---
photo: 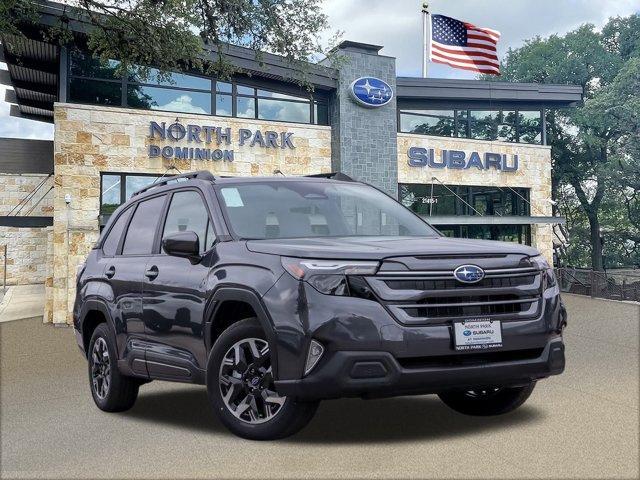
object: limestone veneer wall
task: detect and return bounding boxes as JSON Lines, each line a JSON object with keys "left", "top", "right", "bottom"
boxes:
{"left": 51, "top": 103, "right": 332, "bottom": 324}
{"left": 397, "top": 134, "right": 554, "bottom": 262}
{"left": 0, "top": 174, "right": 53, "bottom": 286}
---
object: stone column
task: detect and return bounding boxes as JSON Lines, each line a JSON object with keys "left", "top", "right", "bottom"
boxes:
{"left": 322, "top": 41, "right": 398, "bottom": 198}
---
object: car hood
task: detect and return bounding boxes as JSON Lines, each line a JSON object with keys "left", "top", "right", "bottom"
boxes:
{"left": 245, "top": 236, "right": 540, "bottom": 261}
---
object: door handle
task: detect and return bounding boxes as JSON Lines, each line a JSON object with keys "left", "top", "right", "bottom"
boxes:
{"left": 145, "top": 265, "right": 159, "bottom": 280}
{"left": 105, "top": 266, "right": 115, "bottom": 279}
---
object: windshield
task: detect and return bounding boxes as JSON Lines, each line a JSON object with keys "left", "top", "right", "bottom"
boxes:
{"left": 216, "top": 181, "right": 439, "bottom": 240}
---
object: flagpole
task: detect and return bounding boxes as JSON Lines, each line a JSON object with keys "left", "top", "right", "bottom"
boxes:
{"left": 422, "top": 2, "right": 430, "bottom": 77}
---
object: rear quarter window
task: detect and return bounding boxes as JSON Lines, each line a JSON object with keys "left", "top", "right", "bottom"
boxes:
{"left": 101, "top": 208, "right": 132, "bottom": 256}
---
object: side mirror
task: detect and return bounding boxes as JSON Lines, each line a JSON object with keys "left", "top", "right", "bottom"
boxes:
{"left": 162, "top": 231, "right": 200, "bottom": 262}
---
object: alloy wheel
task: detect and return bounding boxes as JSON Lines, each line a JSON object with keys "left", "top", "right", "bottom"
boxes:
{"left": 218, "top": 338, "right": 286, "bottom": 424}
{"left": 464, "top": 387, "right": 502, "bottom": 399}
{"left": 91, "top": 337, "right": 111, "bottom": 400}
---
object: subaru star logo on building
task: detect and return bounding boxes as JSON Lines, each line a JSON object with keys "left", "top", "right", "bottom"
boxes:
{"left": 453, "top": 265, "right": 485, "bottom": 283}
{"left": 349, "top": 77, "right": 393, "bottom": 107}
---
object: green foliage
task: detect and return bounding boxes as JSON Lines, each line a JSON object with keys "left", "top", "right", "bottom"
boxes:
{"left": 2, "top": 0, "right": 334, "bottom": 89}
{"left": 485, "top": 15, "right": 640, "bottom": 269}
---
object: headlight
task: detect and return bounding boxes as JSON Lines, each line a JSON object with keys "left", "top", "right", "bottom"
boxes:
{"left": 281, "top": 257, "right": 379, "bottom": 295}
{"left": 530, "top": 255, "right": 556, "bottom": 288}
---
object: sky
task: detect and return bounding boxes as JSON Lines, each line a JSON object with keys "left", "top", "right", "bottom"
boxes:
{"left": 1, "top": 0, "right": 639, "bottom": 140}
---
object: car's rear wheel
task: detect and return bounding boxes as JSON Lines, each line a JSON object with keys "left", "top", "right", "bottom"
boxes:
{"left": 206, "top": 318, "right": 318, "bottom": 440}
{"left": 438, "top": 382, "right": 536, "bottom": 416}
{"left": 88, "top": 323, "right": 139, "bottom": 412}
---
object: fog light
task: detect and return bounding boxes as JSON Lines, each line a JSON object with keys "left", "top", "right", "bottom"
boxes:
{"left": 304, "top": 340, "right": 324, "bottom": 376}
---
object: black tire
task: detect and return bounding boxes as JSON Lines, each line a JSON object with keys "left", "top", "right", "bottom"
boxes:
{"left": 438, "top": 382, "right": 536, "bottom": 416}
{"left": 88, "top": 323, "right": 139, "bottom": 412}
{"left": 206, "top": 317, "right": 319, "bottom": 440}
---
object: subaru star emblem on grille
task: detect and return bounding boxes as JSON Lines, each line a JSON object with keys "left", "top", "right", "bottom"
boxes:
{"left": 453, "top": 265, "right": 485, "bottom": 284}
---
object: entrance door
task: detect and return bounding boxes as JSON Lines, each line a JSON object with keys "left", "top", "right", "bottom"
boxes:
{"left": 142, "top": 189, "right": 216, "bottom": 380}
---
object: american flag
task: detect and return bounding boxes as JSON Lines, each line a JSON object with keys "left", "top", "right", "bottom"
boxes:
{"left": 429, "top": 14, "right": 501, "bottom": 75}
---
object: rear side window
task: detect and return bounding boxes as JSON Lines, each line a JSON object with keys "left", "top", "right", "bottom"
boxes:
{"left": 162, "top": 190, "right": 214, "bottom": 253}
{"left": 122, "top": 195, "right": 166, "bottom": 255}
{"left": 102, "top": 208, "right": 132, "bottom": 256}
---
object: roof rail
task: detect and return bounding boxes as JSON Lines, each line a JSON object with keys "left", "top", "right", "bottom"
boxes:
{"left": 131, "top": 171, "right": 216, "bottom": 197}
{"left": 304, "top": 172, "right": 355, "bottom": 182}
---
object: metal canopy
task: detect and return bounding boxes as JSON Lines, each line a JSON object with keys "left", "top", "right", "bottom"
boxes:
{"left": 1, "top": 34, "right": 59, "bottom": 123}
{"left": 424, "top": 215, "right": 566, "bottom": 225}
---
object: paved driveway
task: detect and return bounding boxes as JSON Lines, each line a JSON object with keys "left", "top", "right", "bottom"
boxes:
{"left": 1, "top": 294, "right": 638, "bottom": 479}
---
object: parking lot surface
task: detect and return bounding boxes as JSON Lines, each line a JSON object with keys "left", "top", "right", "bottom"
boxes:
{"left": 1, "top": 294, "right": 638, "bottom": 479}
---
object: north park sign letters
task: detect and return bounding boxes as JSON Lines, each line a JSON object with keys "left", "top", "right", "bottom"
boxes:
{"left": 148, "top": 121, "right": 295, "bottom": 162}
{"left": 408, "top": 146, "right": 519, "bottom": 172}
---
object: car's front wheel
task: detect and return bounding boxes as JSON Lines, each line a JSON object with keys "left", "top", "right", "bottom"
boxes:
{"left": 206, "top": 318, "right": 318, "bottom": 440}
{"left": 88, "top": 323, "right": 139, "bottom": 412}
{"left": 438, "top": 382, "right": 536, "bottom": 416}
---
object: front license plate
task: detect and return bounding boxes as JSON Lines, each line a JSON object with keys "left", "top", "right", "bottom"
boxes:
{"left": 453, "top": 319, "right": 503, "bottom": 351}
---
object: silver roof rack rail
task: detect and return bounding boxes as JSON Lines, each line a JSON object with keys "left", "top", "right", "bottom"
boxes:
{"left": 131, "top": 171, "right": 216, "bottom": 197}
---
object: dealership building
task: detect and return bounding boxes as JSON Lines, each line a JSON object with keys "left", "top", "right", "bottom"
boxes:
{"left": 0, "top": 1, "right": 582, "bottom": 324}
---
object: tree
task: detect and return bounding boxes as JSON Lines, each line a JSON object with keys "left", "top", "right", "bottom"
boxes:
{"left": 1, "top": 0, "right": 333, "bottom": 86}
{"left": 487, "top": 16, "right": 640, "bottom": 270}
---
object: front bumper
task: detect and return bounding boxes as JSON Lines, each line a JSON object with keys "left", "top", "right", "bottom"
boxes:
{"left": 275, "top": 337, "right": 565, "bottom": 400}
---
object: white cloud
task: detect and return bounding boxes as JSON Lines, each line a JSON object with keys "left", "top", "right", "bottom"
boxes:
{"left": 321, "top": 0, "right": 640, "bottom": 78}
{"left": 155, "top": 94, "right": 209, "bottom": 114}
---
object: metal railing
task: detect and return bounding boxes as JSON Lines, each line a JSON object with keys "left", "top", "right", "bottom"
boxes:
{"left": 556, "top": 268, "right": 640, "bottom": 302}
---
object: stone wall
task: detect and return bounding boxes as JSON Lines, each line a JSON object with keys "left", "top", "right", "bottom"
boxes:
{"left": 0, "top": 174, "right": 53, "bottom": 286}
{"left": 397, "top": 134, "right": 554, "bottom": 262}
{"left": 51, "top": 103, "right": 332, "bottom": 324}
{"left": 324, "top": 48, "right": 398, "bottom": 197}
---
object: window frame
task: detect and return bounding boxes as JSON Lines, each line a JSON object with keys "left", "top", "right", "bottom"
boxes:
{"left": 99, "top": 205, "right": 133, "bottom": 257}
{"left": 67, "top": 48, "right": 329, "bottom": 125}
{"left": 100, "top": 172, "right": 163, "bottom": 217}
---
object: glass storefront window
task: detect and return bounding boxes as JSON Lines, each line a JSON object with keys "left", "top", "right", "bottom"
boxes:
{"left": 314, "top": 102, "right": 329, "bottom": 125}
{"left": 67, "top": 49, "right": 329, "bottom": 125}
{"left": 432, "top": 224, "right": 532, "bottom": 245}
{"left": 216, "top": 81, "right": 232, "bottom": 93}
{"left": 100, "top": 173, "right": 162, "bottom": 217}
{"left": 400, "top": 110, "right": 455, "bottom": 137}
{"left": 128, "top": 66, "right": 211, "bottom": 90}
{"left": 518, "top": 111, "right": 542, "bottom": 144}
{"left": 70, "top": 49, "right": 121, "bottom": 79}
{"left": 400, "top": 108, "right": 542, "bottom": 144}
{"left": 257, "top": 98, "right": 310, "bottom": 123}
{"left": 69, "top": 78, "right": 122, "bottom": 106}
{"left": 100, "top": 174, "right": 121, "bottom": 215}
{"left": 126, "top": 85, "right": 211, "bottom": 114}
{"left": 215, "top": 93, "right": 232, "bottom": 116}
{"left": 236, "top": 96, "right": 256, "bottom": 118}
{"left": 399, "top": 183, "right": 530, "bottom": 218}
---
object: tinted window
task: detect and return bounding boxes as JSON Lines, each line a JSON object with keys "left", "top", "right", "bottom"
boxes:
{"left": 101, "top": 174, "right": 121, "bottom": 214}
{"left": 258, "top": 98, "right": 310, "bottom": 123}
{"left": 102, "top": 208, "right": 132, "bottom": 256}
{"left": 122, "top": 196, "right": 166, "bottom": 255}
{"left": 127, "top": 86, "right": 211, "bottom": 114}
{"left": 162, "top": 191, "right": 214, "bottom": 253}
{"left": 69, "top": 78, "right": 122, "bottom": 106}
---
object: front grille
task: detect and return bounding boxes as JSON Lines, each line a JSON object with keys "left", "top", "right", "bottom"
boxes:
{"left": 365, "top": 266, "right": 543, "bottom": 325}
{"left": 397, "top": 348, "right": 544, "bottom": 369}
{"left": 384, "top": 275, "right": 535, "bottom": 291}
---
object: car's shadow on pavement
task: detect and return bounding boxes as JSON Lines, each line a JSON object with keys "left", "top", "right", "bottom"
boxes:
{"left": 124, "top": 387, "right": 545, "bottom": 444}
